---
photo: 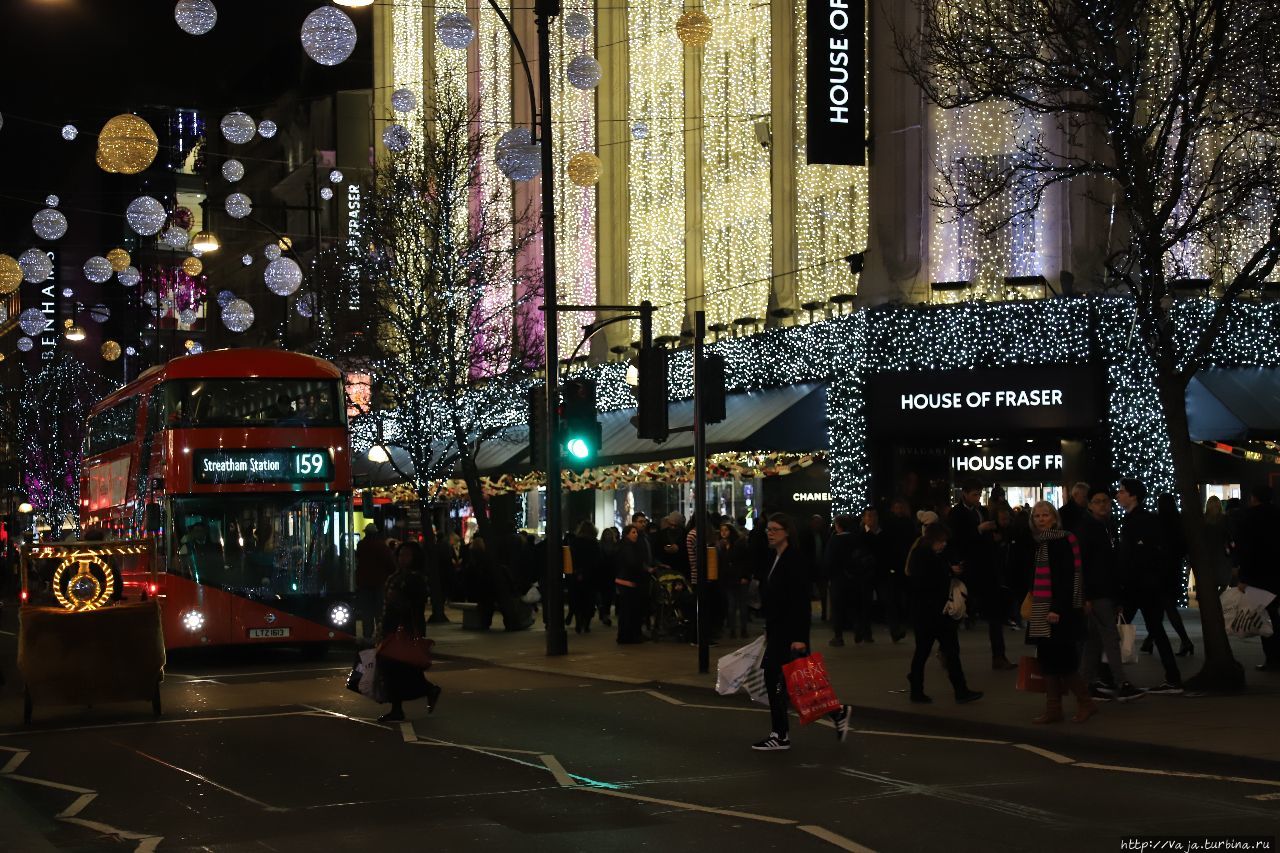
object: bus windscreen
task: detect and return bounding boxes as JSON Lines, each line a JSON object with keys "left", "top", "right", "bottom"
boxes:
{"left": 163, "top": 379, "right": 343, "bottom": 428}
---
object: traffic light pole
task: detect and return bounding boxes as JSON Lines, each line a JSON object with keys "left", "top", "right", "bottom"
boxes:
{"left": 693, "top": 310, "right": 710, "bottom": 674}
{"left": 536, "top": 0, "right": 567, "bottom": 658}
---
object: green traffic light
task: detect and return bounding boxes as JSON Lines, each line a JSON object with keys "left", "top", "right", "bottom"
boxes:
{"left": 565, "top": 436, "right": 591, "bottom": 460}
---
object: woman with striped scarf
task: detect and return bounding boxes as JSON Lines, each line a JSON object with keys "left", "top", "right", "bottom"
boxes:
{"left": 1026, "top": 501, "right": 1096, "bottom": 724}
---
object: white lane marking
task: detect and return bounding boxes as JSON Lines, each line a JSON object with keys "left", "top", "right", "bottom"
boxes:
{"left": 541, "top": 754, "right": 577, "bottom": 787}
{"left": 849, "top": 728, "right": 1008, "bottom": 745}
{"left": 603, "top": 688, "right": 649, "bottom": 695}
{"left": 573, "top": 785, "right": 797, "bottom": 825}
{"left": 299, "top": 705, "right": 391, "bottom": 730}
{"left": 798, "top": 824, "right": 879, "bottom": 852}
{"left": 496, "top": 662, "right": 650, "bottom": 685}
{"left": 58, "top": 792, "right": 98, "bottom": 818}
{"left": 60, "top": 816, "right": 163, "bottom": 849}
{"left": 409, "top": 741, "right": 545, "bottom": 756}
{"left": 0, "top": 745, "right": 29, "bottom": 774}
{"left": 642, "top": 690, "right": 686, "bottom": 706}
{"left": 0, "top": 629, "right": 16, "bottom": 636}
{"left": 1073, "top": 762, "right": 1280, "bottom": 788}
{"left": 399, "top": 722, "right": 417, "bottom": 742}
{"left": 837, "top": 767, "right": 1069, "bottom": 826}
{"left": 123, "top": 744, "right": 284, "bottom": 811}
{"left": 167, "top": 666, "right": 351, "bottom": 680}
{"left": 0, "top": 709, "right": 315, "bottom": 737}
{"left": 1248, "top": 792, "right": 1280, "bottom": 801}
{"left": 1014, "top": 744, "right": 1075, "bottom": 764}
{"left": 3, "top": 772, "right": 95, "bottom": 794}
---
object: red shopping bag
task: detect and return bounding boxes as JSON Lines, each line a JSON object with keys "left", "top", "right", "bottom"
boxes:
{"left": 376, "top": 629, "right": 434, "bottom": 670}
{"left": 1016, "top": 655, "right": 1045, "bottom": 693}
{"left": 781, "top": 652, "right": 842, "bottom": 725}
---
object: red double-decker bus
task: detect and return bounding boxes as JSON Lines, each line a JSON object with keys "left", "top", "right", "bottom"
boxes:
{"left": 79, "top": 348, "right": 356, "bottom": 650}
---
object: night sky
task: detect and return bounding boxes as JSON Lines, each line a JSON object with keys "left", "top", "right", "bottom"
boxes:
{"left": 0, "top": 0, "right": 373, "bottom": 251}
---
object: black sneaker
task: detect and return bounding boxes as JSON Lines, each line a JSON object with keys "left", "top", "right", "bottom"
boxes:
{"left": 1147, "top": 681, "right": 1184, "bottom": 695}
{"left": 751, "top": 734, "right": 791, "bottom": 751}
{"left": 955, "top": 690, "right": 984, "bottom": 704}
{"left": 909, "top": 692, "right": 933, "bottom": 704}
{"left": 834, "top": 705, "right": 853, "bottom": 742}
{"left": 1113, "top": 683, "right": 1145, "bottom": 702}
{"left": 1088, "top": 686, "right": 1116, "bottom": 702}
{"left": 829, "top": 636, "right": 845, "bottom": 647}
{"left": 426, "top": 683, "right": 442, "bottom": 714}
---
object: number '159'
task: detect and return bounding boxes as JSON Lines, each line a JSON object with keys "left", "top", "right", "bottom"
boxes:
{"left": 295, "top": 452, "right": 326, "bottom": 475}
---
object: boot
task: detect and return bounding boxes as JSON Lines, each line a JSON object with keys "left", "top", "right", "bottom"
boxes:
{"left": 1065, "top": 673, "right": 1098, "bottom": 723}
{"left": 1032, "top": 676, "right": 1064, "bottom": 723}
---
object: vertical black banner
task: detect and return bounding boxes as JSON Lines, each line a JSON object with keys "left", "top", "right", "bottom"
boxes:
{"left": 806, "top": 0, "right": 865, "bottom": 166}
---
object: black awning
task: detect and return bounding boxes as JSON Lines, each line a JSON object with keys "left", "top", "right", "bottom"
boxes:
{"left": 1186, "top": 369, "right": 1280, "bottom": 441}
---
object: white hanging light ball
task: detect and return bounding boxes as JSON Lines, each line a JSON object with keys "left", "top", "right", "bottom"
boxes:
{"left": 257, "top": 119, "right": 278, "bottom": 139}
{"left": 221, "top": 159, "right": 244, "bottom": 182}
{"left": 264, "top": 244, "right": 281, "bottom": 261}
{"left": 83, "top": 256, "right": 113, "bottom": 283}
{"left": 89, "top": 304, "right": 111, "bottom": 323}
{"left": 320, "top": 187, "right": 334, "bottom": 201}
{"left": 61, "top": 124, "right": 78, "bottom": 141}
{"left": 565, "top": 12, "right": 592, "bottom": 40}
{"left": 118, "top": 266, "right": 142, "bottom": 287}
{"left": 301, "top": 6, "right": 357, "bottom": 66}
{"left": 178, "top": 307, "right": 199, "bottom": 325}
{"left": 329, "top": 169, "right": 343, "bottom": 184}
{"left": 631, "top": 121, "right": 649, "bottom": 140}
{"left": 140, "top": 290, "right": 157, "bottom": 308}
{"left": 391, "top": 88, "right": 417, "bottom": 113}
{"left": 125, "top": 196, "right": 167, "bottom": 235}
{"left": 62, "top": 287, "right": 74, "bottom": 298}
{"left": 16, "top": 337, "right": 33, "bottom": 353}
{"left": 174, "top": 0, "right": 217, "bottom": 35}
{"left": 19, "top": 307, "right": 47, "bottom": 336}
{"left": 217, "top": 289, "right": 237, "bottom": 307}
{"left": 382, "top": 124, "right": 412, "bottom": 152}
{"left": 126, "top": 346, "right": 137, "bottom": 356}
{"left": 18, "top": 249, "right": 52, "bottom": 283}
{"left": 295, "top": 292, "right": 318, "bottom": 318}
{"left": 220, "top": 111, "right": 256, "bottom": 144}
{"left": 240, "top": 254, "right": 253, "bottom": 266}
{"left": 161, "top": 226, "right": 190, "bottom": 250}
{"left": 32, "top": 209, "right": 68, "bottom": 241}
{"left": 566, "top": 55, "right": 602, "bottom": 90}
{"left": 264, "top": 257, "right": 303, "bottom": 296}
{"left": 437, "top": 12, "right": 475, "bottom": 49}
{"left": 45, "top": 194, "right": 60, "bottom": 208}
{"left": 186, "top": 341, "right": 204, "bottom": 354}
{"left": 222, "top": 299, "right": 255, "bottom": 332}
{"left": 224, "top": 192, "right": 252, "bottom": 219}
{"left": 495, "top": 128, "right": 541, "bottom": 182}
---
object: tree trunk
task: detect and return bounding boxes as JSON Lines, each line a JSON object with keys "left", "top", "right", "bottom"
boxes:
{"left": 417, "top": 485, "right": 448, "bottom": 623}
{"left": 1156, "top": 373, "right": 1246, "bottom": 693}
{"left": 457, "top": 449, "right": 493, "bottom": 545}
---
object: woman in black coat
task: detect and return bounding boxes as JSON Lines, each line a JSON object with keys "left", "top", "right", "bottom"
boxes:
{"left": 750, "top": 513, "right": 851, "bottom": 752}
{"left": 906, "top": 523, "right": 983, "bottom": 705}
{"left": 568, "top": 521, "right": 601, "bottom": 633}
{"left": 377, "top": 541, "right": 441, "bottom": 722}
{"left": 1025, "top": 501, "right": 1093, "bottom": 724}
{"left": 614, "top": 525, "right": 649, "bottom": 644}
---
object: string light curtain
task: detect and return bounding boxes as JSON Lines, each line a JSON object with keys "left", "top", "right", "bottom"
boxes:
{"left": 628, "top": 0, "right": 688, "bottom": 340}
{"left": 391, "top": 0, "right": 425, "bottom": 143}
{"left": 700, "top": 0, "right": 772, "bottom": 329}
{"left": 794, "top": 0, "right": 868, "bottom": 308}
{"left": 553, "top": 5, "right": 599, "bottom": 361}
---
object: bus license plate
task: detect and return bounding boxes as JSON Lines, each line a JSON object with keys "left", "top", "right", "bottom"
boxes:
{"left": 248, "top": 627, "right": 291, "bottom": 639}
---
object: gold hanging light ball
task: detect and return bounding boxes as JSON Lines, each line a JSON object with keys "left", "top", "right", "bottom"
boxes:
{"left": 182, "top": 256, "right": 203, "bottom": 276}
{"left": 676, "top": 9, "right": 713, "bottom": 47}
{"left": 0, "top": 254, "right": 22, "bottom": 295}
{"left": 96, "top": 114, "right": 159, "bottom": 175}
{"left": 106, "top": 247, "right": 131, "bottom": 272}
{"left": 567, "top": 151, "right": 602, "bottom": 187}
{"left": 63, "top": 318, "right": 74, "bottom": 329}
{"left": 278, "top": 235, "right": 293, "bottom": 252}
{"left": 101, "top": 340, "right": 122, "bottom": 362}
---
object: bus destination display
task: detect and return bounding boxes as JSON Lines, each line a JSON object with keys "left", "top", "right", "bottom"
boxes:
{"left": 193, "top": 449, "right": 333, "bottom": 484}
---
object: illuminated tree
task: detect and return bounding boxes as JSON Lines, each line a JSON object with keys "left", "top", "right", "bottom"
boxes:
{"left": 17, "top": 353, "right": 108, "bottom": 538}
{"left": 898, "top": 0, "right": 1280, "bottom": 690}
{"left": 358, "top": 86, "right": 542, "bottom": 542}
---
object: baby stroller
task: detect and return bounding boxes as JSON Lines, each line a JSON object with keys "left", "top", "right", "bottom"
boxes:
{"left": 651, "top": 571, "right": 696, "bottom": 642}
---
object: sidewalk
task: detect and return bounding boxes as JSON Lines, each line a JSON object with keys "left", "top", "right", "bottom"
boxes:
{"left": 426, "top": 605, "right": 1280, "bottom": 768}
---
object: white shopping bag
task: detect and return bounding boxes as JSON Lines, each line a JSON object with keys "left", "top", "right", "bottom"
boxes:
{"left": 715, "top": 635, "right": 766, "bottom": 696}
{"left": 1117, "top": 613, "right": 1138, "bottom": 663}
{"left": 743, "top": 665, "right": 769, "bottom": 705}
{"left": 1221, "top": 587, "right": 1275, "bottom": 638}
{"left": 357, "top": 648, "right": 379, "bottom": 698}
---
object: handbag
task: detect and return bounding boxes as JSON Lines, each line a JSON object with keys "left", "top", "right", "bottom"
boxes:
{"left": 1016, "top": 655, "right": 1045, "bottom": 692}
{"left": 376, "top": 629, "right": 435, "bottom": 670}
{"left": 1020, "top": 592, "right": 1033, "bottom": 621}
{"left": 1116, "top": 612, "right": 1138, "bottom": 663}
{"left": 781, "top": 652, "right": 842, "bottom": 725}
{"left": 944, "top": 579, "right": 968, "bottom": 620}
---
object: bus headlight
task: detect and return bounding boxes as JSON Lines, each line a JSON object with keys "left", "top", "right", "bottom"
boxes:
{"left": 182, "top": 610, "right": 205, "bottom": 632}
{"left": 329, "top": 603, "right": 351, "bottom": 626}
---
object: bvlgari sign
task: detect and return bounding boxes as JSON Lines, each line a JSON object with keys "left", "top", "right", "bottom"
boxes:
{"left": 806, "top": 0, "right": 865, "bottom": 166}
{"left": 868, "top": 366, "right": 1100, "bottom": 436}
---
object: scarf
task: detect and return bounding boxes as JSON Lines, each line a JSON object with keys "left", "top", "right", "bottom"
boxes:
{"left": 1028, "top": 528, "right": 1082, "bottom": 638}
